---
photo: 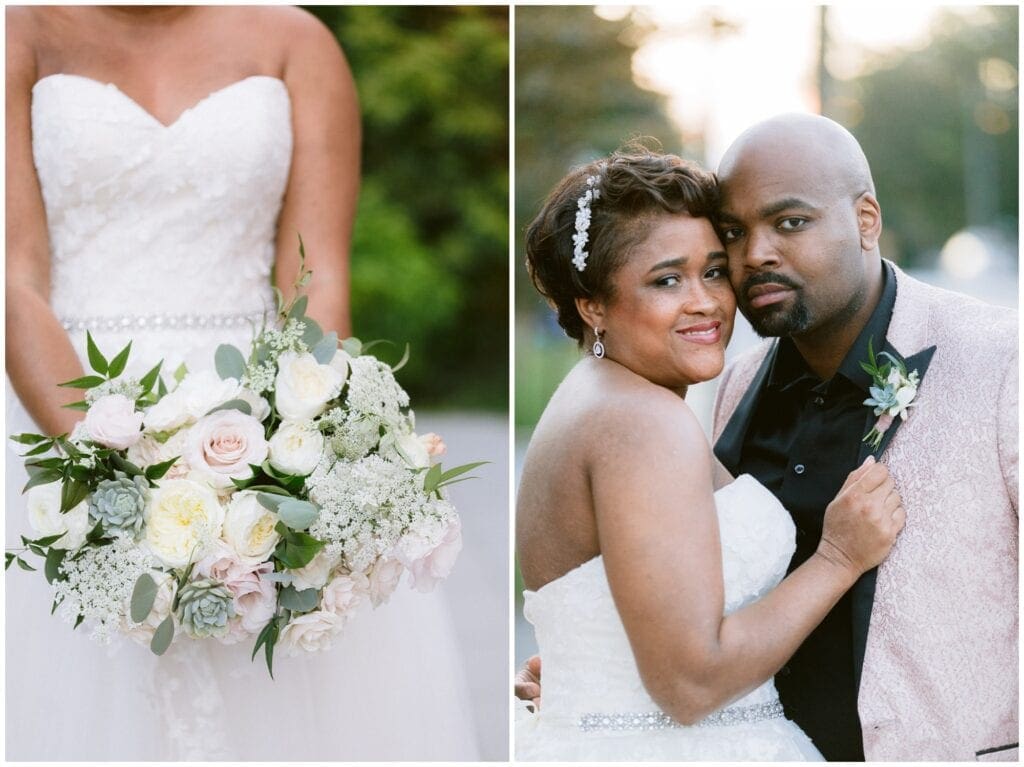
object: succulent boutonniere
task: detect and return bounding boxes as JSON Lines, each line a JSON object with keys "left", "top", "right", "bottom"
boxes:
{"left": 861, "top": 338, "right": 920, "bottom": 451}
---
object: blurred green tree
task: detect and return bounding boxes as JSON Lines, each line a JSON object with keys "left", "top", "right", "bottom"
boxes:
{"left": 305, "top": 6, "right": 509, "bottom": 409}
{"left": 829, "top": 6, "right": 1018, "bottom": 265}
{"left": 514, "top": 6, "right": 679, "bottom": 427}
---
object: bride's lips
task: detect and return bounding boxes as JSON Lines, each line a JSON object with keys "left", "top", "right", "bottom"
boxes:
{"left": 676, "top": 320, "right": 722, "bottom": 345}
{"left": 746, "top": 283, "right": 795, "bottom": 309}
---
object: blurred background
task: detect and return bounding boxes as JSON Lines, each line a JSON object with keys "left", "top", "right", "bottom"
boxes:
{"left": 305, "top": 7, "right": 509, "bottom": 758}
{"left": 515, "top": 5, "right": 1018, "bottom": 663}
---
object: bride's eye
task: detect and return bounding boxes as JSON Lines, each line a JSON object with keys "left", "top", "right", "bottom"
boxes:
{"left": 703, "top": 266, "right": 728, "bottom": 280}
{"left": 655, "top": 274, "right": 681, "bottom": 287}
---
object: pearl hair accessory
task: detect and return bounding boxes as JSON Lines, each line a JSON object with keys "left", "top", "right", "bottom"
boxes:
{"left": 571, "top": 172, "right": 602, "bottom": 272}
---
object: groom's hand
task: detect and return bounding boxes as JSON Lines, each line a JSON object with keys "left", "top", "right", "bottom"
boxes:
{"left": 514, "top": 655, "right": 542, "bottom": 710}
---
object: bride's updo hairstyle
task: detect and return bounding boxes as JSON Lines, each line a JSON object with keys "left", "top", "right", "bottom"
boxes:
{"left": 525, "top": 144, "right": 718, "bottom": 344}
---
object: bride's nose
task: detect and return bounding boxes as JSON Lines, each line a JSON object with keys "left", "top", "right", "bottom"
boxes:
{"left": 682, "top": 281, "right": 719, "bottom": 315}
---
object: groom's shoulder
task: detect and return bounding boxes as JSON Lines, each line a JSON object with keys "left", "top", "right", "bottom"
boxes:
{"left": 720, "top": 339, "right": 774, "bottom": 394}
{"left": 897, "top": 270, "right": 1017, "bottom": 356}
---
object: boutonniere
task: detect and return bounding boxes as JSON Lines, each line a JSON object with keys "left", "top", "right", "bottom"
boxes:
{"left": 861, "top": 337, "right": 920, "bottom": 450}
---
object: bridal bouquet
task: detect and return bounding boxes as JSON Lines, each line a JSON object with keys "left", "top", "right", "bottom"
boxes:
{"left": 7, "top": 263, "right": 479, "bottom": 676}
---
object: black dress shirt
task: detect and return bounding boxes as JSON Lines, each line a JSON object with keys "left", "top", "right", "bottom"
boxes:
{"left": 728, "top": 262, "right": 897, "bottom": 761}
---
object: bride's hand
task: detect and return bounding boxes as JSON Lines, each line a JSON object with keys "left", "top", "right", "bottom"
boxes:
{"left": 514, "top": 655, "right": 542, "bottom": 710}
{"left": 817, "top": 456, "right": 905, "bottom": 579}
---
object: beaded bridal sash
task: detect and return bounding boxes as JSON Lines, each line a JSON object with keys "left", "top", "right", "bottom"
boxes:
{"left": 576, "top": 700, "right": 785, "bottom": 732}
{"left": 60, "top": 309, "right": 271, "bottom": 333}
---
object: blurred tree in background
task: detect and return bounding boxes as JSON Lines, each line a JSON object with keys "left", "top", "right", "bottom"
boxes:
{"left": 515, "top": 6, "right": 678, "bottom": 427}
{"left": 305, "top": 6, "right": 508, "bottom": 410}
{"left": 826, "top": 6, "right": 1018, "bottom": 266}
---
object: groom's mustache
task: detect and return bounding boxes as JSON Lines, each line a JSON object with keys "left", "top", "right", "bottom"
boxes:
{"left": 739, "top": 271, "right": 802, "bottom": 299}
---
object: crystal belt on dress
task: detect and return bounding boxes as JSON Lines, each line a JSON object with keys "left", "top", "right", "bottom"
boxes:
{"left": 60, "top": 310, "right": 271, "bottom": 333}
{"left": 577, "top": 700, "right": 785, "bottom": 732}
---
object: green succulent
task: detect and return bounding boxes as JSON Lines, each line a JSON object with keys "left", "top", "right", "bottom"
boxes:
{"left": 88, "top": 472, "right": 149, "bottom": 538}
{"left": 177, "top": 579, "right": 236, "bottom": 639}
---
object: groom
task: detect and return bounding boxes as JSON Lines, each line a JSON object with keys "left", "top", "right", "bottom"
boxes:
{"left": 711, "top": 113, "right": 1017, "bottom": 761}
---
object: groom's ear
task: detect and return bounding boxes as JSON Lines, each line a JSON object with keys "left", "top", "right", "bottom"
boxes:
{"left": 575, "top": 296, "right": 605, "bottom": 331}
{"left": 856, "top": 192, "right": 882, "bottom": 252}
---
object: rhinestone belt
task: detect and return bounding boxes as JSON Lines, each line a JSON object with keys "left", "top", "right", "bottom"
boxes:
{"left": 577, "top": 700, "right": 785, "bottom": 732}
{"left": 60, "top": 310, "right": 271, "bottom": 333}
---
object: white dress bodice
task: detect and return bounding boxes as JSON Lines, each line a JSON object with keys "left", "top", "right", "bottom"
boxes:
{"left": 31, "top": 73, "right": 291, "bottom": 374}
{"left": 517, "top": 475, "right": 822, "bottom": 761}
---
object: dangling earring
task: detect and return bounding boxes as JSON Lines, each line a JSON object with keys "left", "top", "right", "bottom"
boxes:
{"left": 592, "top": 328, "right": 606, "bottom": 359}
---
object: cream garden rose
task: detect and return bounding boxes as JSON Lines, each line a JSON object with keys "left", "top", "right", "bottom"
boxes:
{"left": 289, "top": 548, "right": 341, "bottom": 591}
{"left": 397, "top": 517, "right": 463, "bottom": 593}
{"left": 278, "top": 610, "right": 342, "bottom": 657}
{"left": 274, "top": 351, "right": 345, "bottom": 421}
{"left": 84, "top": 394, "right": 143, "bottom": 450}
{"left": 221, "top": 491, "right": 281, "bottom": 563}
{"left": 144, "top": 478, "right": 225, "bottom": 568}
{"left": 143, "top": 371, "right": 241, "bottom": 432}
{"left": 185, "top": 409, "right": 269, "bottom": 489}
{"left": 268, "top": 420, "right": 325, "bottom": 476}
{"left": 26, "top": 483, "right": 90, "bottom": 550}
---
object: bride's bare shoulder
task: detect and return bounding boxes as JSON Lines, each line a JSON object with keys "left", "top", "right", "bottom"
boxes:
{"left": 243, "top": 7, "right": 347, "bottom": 61}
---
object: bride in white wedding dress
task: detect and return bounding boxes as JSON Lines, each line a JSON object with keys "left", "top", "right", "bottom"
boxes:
{"left": 515, "top": 147, "right": 904, "bottom": 760}
{"left": 6, "top": 6, "right": 477, "bottom": 760}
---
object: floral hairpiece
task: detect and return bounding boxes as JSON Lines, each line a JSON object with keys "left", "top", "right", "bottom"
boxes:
{"left": 571, "top": 172, "right": 602, "bottom": 272}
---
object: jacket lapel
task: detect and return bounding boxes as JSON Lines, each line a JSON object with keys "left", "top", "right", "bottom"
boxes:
{"left": 853, "top": 264, "right": 936, "bottom": 694}
{"left": 713, "top": 341, "right": 778, "bottom": 474}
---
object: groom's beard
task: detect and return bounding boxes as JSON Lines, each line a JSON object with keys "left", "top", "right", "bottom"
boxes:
{"left": 738, "top": 272, "right": 810, "bottom": 338}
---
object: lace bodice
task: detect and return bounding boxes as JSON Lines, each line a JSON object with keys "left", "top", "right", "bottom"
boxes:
{"left": 523, "top": 474, "right": 797, "bottom": 721}
{"left": 31, "top": 74, "right": 292, "bottom": 375}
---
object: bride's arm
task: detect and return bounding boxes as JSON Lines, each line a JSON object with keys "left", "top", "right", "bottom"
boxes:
{"left": 274, "top": 10, "right": 360, "bottom": 337}
{"left": 5, "top": 9, "right": 86, "bottom": 437}
{"left": 593, "top": 390, "right": 900, "bottom": 725}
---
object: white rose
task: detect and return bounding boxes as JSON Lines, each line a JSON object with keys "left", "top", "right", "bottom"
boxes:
{"left": 26, "top": 483, "right": 90, "bottom": 550}
{"left": 142, "top": 390, "right": 191, "bottom": 432}
{"left": 394, "top": 432, "right": 431, "bottom": 469}
{"left": 185, "top": 409, "right": 269, "bottom": 489}
{"left": 289, "top": 548, "right": 341, "bottom": 591}
{"left": 278, "top": 610, "right": 343, "bottom": 657}
{"left": 268, "top": 420, "right": 325, "bottom": 476}
{"left": 328, "top": 349, "right": 352, "bottom": 381}
{"left": 84, "top": 394, "right": 143, "bottom": 450}
{"left": 127, "top": 429, "right": 191, "bottom": 478}
{"left": 397, "top": 517, "right": 463, "bottom": 593}
{"left": 236, "top": 387, "right": 272, "bottom": 422}
{"left": 274, "top": 351, "right": 345, "bottom": 421}
{"left": 366, "top": 557, "right": 404, "bottom": 607}
{"left": 221, "top": 491, "right": 280, "bottom": 564}
{"left": 123, "top": 569, "right": 177, "bottom": 644}
{"left": 321, "top": 571, "right": 368, "bottom": 620}
{"left": 144, "top": 478, "right": 225, "bottom": 568}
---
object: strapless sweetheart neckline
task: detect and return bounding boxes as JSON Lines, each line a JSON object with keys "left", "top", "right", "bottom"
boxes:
{"left": 32, "top": 73, "right": 287, "bottom": 130}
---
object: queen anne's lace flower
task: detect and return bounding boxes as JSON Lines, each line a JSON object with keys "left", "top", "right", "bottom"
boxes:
{"left": 306, "top": 454, "right": 457, "bottom": 575}
{"left": 84, "top": 376, "right": 144, "bottom": 405}
{"left": 54, "top": 537, "right": 156, "bottom": 641}
{"left": 344, "top": 356, "right": 409, "bottom": 427}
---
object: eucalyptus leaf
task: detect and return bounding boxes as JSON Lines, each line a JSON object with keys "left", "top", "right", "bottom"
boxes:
{"left": 86, "top": 332, "right": 108, "bottom": 375}
{"left": 312, "top": 332, "right": 339, "bottom": 364}
{"left": 288, "top": 294, "right": 309, "bottom": 321}
{"left": 130, "top": 572, "right": 158, "bottom": 623}
{"left": 340, "top": 337, "right": 363, "bottom": 357}
{"left": 150, "top": 614, "right": 174, "bottom": 656}
{"left": 206, "top": 399, "right": 252, "bottom": 416}
{"left": 107, "top": 342, "right": 132, "bottom": 378}
{"left": 44, "top": 547, "right": 68, "bottom": 584}
{"left": 256, "top": 492, "right": 287, "bottom": 512}
{"left": 278, "top": 585, "right": 318, "bottom": 612}
{"left": 215, "top": 344, "right": 247, "bottom": 381}
{"left": 300, "top": 317, "right": 324, "bottom": 348}
{"left": 276, "top": 499, "right": 319, "bottom": 530}
{"left": 273, "top": 529, "right": 324, "bottom": 570}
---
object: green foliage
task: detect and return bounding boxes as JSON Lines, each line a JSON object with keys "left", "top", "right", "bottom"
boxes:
{"left": 304, "top": 6, "right": 509, "bottom": 410}
{"left": 833, "top": 7, "right": 1018, "bottom": 265}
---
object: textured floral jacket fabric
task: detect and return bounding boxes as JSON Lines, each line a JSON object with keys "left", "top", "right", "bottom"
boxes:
{"left": 712, "top": 263, "right": 1018, "bottom": 761}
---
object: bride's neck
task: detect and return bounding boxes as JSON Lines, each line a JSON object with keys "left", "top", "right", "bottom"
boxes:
{"left": 95, "top": 6, "right": 197, "bottom": 26}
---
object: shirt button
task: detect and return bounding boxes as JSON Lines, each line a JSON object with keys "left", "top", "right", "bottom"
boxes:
{"left": 794, "top": 464, "right": 806, "bottom": 475}
{"left": 813, "top": 396, "right": 825, "bottom": 406}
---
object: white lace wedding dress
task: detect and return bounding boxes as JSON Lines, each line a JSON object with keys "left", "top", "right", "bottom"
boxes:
{"left": 6, "top": 73, "right": 479, "bottom": 761}
{"left": 516, "top": 475, "right": 824, "bottom": 761}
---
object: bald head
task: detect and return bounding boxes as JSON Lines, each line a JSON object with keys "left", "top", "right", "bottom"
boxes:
{"left": 719, "top": 113, "right": 874, "bottom": 199}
